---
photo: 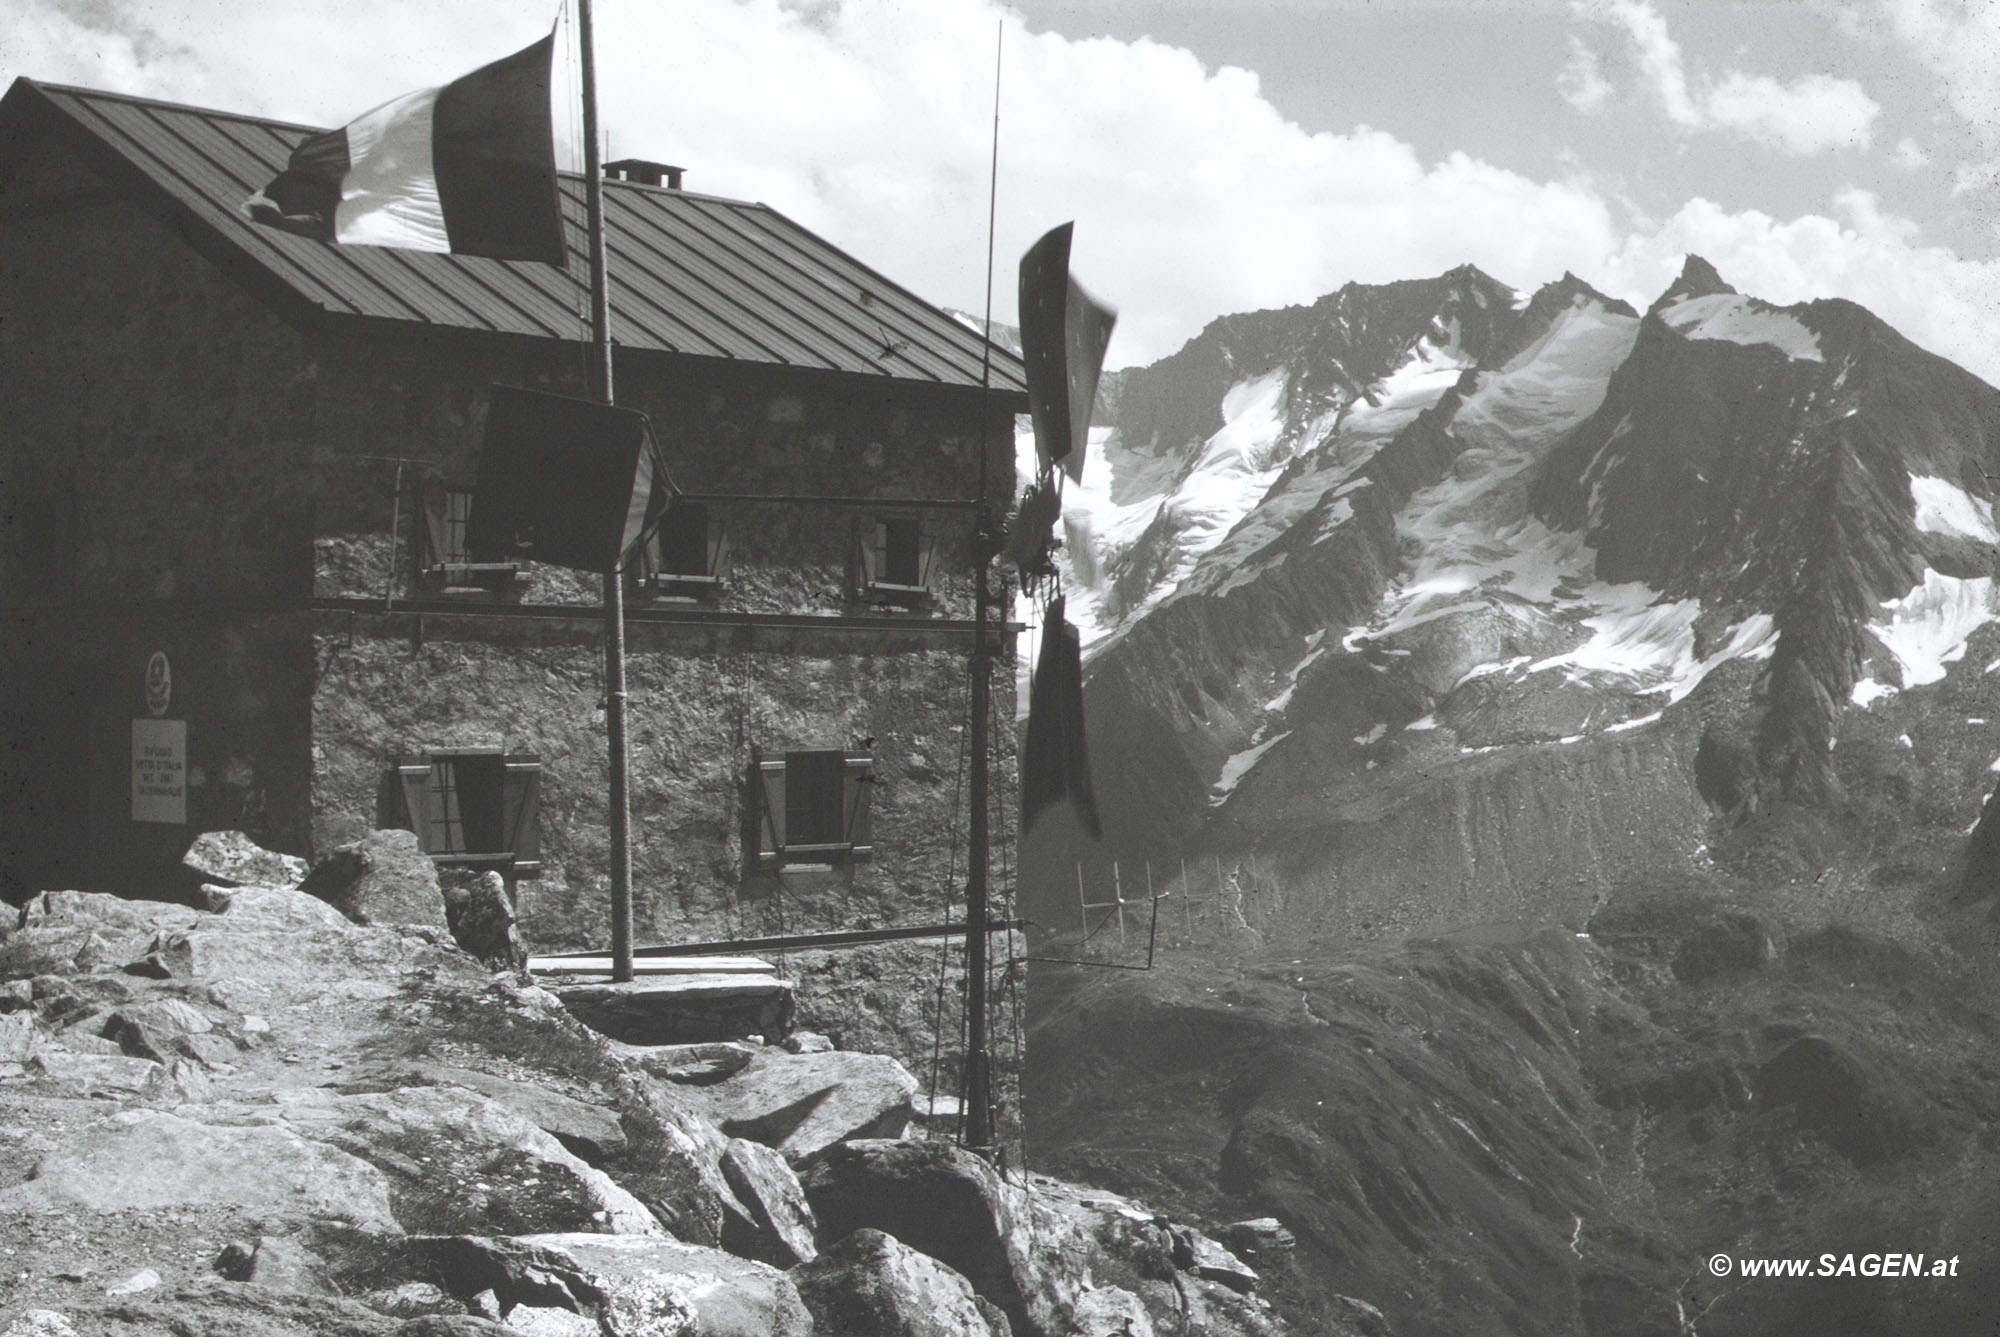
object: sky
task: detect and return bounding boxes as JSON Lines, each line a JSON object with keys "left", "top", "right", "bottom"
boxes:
{"left": 6, "top": 0, "right": 2000, "bottom": 380}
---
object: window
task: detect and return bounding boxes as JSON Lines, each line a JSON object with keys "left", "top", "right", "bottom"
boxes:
{"left": 416, "top": 485, "right": 519, "bottom": 597}
{"left": 853, "top": 514, "right": 934, "bottom": 608}
{"left": 751, "top": 748, "right": 874, "bottom": 868}
{"left": 630, "top": 501, "right": 728, "bottom": 600}
{"left": 393, "top": 749, "right": 542, "bottom": 878}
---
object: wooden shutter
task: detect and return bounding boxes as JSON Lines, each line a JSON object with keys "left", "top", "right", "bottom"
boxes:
{"left": 915, "top": 521, "right": 936, "bottom": 594}
{"left": 501, "top": 754, "right": 542, "bottom": 876}
{"left": 756, "top": 755, "right": 786, "bottom": 864}
{"left": 396, "top": 761, "right": 437, "bottom": 853}
{"left": 843, "top": 752, "right": 874, "bottom": 859}
{"left": 706, "top": 515, "right": 730, "bottom": 581}
{"left": 419, "top": 490, "right": 450, "bottom": 571}
{"left": 444, "top": 490, "right": 474, "bottom": 565}
{"left": 854, "top": 519, "right": 879, "bottom": 595}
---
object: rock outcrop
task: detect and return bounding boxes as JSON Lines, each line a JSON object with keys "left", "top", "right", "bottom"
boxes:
{"left": 300, "top": 828, "right": 449, "bottom": 927}
{"left": 0, "top": 872, "right": 1307, "bottom": 1336}
{"left": 182, "top": 829, "right": 308, "bottom": 889}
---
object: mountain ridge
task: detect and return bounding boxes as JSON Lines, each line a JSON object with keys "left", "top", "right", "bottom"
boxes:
{"left": 1025, "top": 255, "right": 2000, "bottom": 950}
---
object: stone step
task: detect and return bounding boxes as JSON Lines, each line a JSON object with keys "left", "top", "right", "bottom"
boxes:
{"left": 527, "top": 953, "right": 778, "bottom": 977}
{"left": 553, "top": 974, "right": 795, "bottom": 1047}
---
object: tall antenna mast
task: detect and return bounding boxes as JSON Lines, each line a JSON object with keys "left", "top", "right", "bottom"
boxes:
{"left": 964, "top": 17, "right": 1004, "bottom": 1155}
{"left": 577, "top": 0, "right": 635, "bottom": 984}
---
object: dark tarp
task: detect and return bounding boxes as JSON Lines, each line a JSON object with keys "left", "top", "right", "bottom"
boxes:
{"left": 466, "top": 384, "right": 663, "bottom": 573}
{"left": 1022, "top": 596, "right": 1101, "bottom": 837}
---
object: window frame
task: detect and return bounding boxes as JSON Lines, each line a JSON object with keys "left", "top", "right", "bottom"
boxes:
{"left": 751, "top": 747, "right": 874, "bottom": 869}
{"left": 393, "top": 748, "right": 542, "bottom": 878}
{"left": 415, "top": 483, "right": 520, "bottom": 597}
{"left": 851, "top": 512, "right": 935, "bottom": 608}
{"left": 629, "top": 499, "right": 729, "bottom": 601}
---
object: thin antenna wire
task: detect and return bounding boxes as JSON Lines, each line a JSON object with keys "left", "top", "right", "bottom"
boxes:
{"left": 977, "top": 21, "right": 1003, "bottom": 391}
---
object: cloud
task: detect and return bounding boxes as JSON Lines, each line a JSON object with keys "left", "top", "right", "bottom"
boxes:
{"left": 1891, "top": 136, "right": 1931, "bottom": 170}
{"left": 1571, "top": 0, "right": 1880, "bottom": 155}
{"left": 0, "top": 0, "right": 1633, "bottom": 367}
{"left": 1702, "top": 71, "right": 1880, "bottom": 155}
{"left": 1881, "top": 0, "right": 2000, "bottom": 191}
{"left": 1587, "top": 191, "right": 2000, "bottom": 387}
{"left": 1559, "top": 36, "right": 1613, "bottom": 112}
{"left": 6, "top": 0, "right": 2000, "bottom": 390}
{"left": 1873, "top": 1, "right": 2000, "bottom": 194}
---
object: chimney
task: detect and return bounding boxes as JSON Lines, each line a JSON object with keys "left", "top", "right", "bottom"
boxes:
{"left": 603, "top": 158, "right": 685, "bottom": 190}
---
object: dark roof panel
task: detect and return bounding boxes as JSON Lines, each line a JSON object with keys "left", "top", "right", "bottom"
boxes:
{"left": 13, "top": 79, "right": 1026, "bottom": 398}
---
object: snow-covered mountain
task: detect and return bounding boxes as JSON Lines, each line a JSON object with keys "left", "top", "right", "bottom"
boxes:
{"left": 1024, "top": 257, "right": 2000, "bottom": 944}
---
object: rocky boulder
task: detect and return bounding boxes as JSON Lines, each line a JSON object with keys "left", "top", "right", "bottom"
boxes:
{"left": 0, "top": 1107, "right": 400, "bottom": 1228}
{"left": 676, "top": 1050, "right": 918, "bottom": 1160}
{"left": 798, "top": 1141, "right": 1287, "bottom": 1337}
{"left": 719, "top": 1137, "right": 818, "bottom": 1268}
{"left": 380, "top": 1062, "right": 628, "bottom": 1163}
{"left": 300, "top": 829, "right": 448, "bottom": 927}
{"left": 441, "top": 871, "right": 525, "bottom": 969}
{"left": 416, "top": 1233, "right": 811, "bottom": 1336}
{"left": 789, "top": 1228, "right": 1000, "bottom": 1336}
{"left": 274, "top": 1085, "right": 662, "bottom": 1237}
{"left": 182, "top": 830, "right": 308, "bottom": 889}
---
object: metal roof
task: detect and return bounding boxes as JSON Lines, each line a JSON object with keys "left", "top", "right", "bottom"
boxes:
{"left": 6, "top": 79, "right": 1027, "bottom": 400}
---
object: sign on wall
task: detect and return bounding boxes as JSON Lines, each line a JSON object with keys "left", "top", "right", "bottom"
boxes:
{"left": 143, "top": 651, "right": 172, "bottom": 717}
{"left": 132, "top": 718, "right": 187, "bottom": 824}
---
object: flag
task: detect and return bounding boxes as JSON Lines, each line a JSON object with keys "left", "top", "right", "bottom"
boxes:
{"left": 466, "top": 386, "right": 668, "bottom": 573}
{"left": 1022, "top": 597, "right": 1102, "bottom": 837}
{"left": 244, "top": 34, "right": 565, "bottom": 266}
{"left": 1019, "top": 223, "right": 1116, "bottom": 483}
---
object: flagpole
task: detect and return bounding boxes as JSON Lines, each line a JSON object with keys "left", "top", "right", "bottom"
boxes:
{"left": 577, "top": 0, "right": 635, "bottom": 985}
{"left": 963, "top": 19, "right": 1004, "bottom": 1156}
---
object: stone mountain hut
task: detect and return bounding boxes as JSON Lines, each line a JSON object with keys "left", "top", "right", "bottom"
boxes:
{"left": 0, "top": 77, "right": 1028, "bottom": 951}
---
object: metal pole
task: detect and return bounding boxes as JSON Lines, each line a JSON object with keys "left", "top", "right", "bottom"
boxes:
{"left": 965, "top": 538, "right": 994, "bottom": 1149}
{"left": 1112, "top": 861, "right": 1125, "bottom": 949}
{"left": 1181, "top": 857, "right": 1193, "bottom": 939}
{"left": 578, "top": 0, "right": 633, "bottom": 985}
{"left": 961, "top": 21, "right": 1007, "bottom": 1155}
{"left": 384, "top": 461, "right": 404, "bottom": 612}
{"left": 1145, "top": 861, "right": 1160, "bottom": 968}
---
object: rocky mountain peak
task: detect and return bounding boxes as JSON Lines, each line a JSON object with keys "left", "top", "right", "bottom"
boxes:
{"left": 1648, "top": 252, "right": 1737, "bottom": 313}
{"left": 1035, "top": 256, "right": 2000, "bottom": 953}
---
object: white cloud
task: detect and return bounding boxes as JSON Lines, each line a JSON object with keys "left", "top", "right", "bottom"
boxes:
{"left": 1881, "top": 0, "right": 2000, "bottom": 192}
{"left": 1586, "top": 191, "right": 2000, "bottom": 387}
{"left": 6, "top": 0, "right": 2000, "bottom": 392}
{"left": 1559, "top": 36, "right": 1613, "bottom": 112}
{"left": 1892, "top": 136, "right": 1931, "bottom": 170}
{"left": 1572, "top": 0, "right": 1879, "bottom": 155}
{"left": 1702, "top": 71, "right": 1880, "bottom": 155}
{"left": 1588, "top": 0, "right": 1703, "bottom": 125}
{"left": 0, "top": 0, "right": 1631, "bottom": 367}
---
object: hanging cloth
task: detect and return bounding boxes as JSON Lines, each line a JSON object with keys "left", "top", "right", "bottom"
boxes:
{"left": 1021, "top": 595, "right": 1101, "bottom": 837}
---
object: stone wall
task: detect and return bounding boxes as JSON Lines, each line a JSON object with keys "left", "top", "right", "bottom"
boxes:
{"left": 306, "top": 331, "right": 1014, "bottom": 621}
{"left": 0, "top": 140, "right": 320, "bottom": 891}
{"left": 312, "top": 609, "right": 1019, "bottom": 952}
{"left": 0, "top": 138, "right": 317, "bottom": 606}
